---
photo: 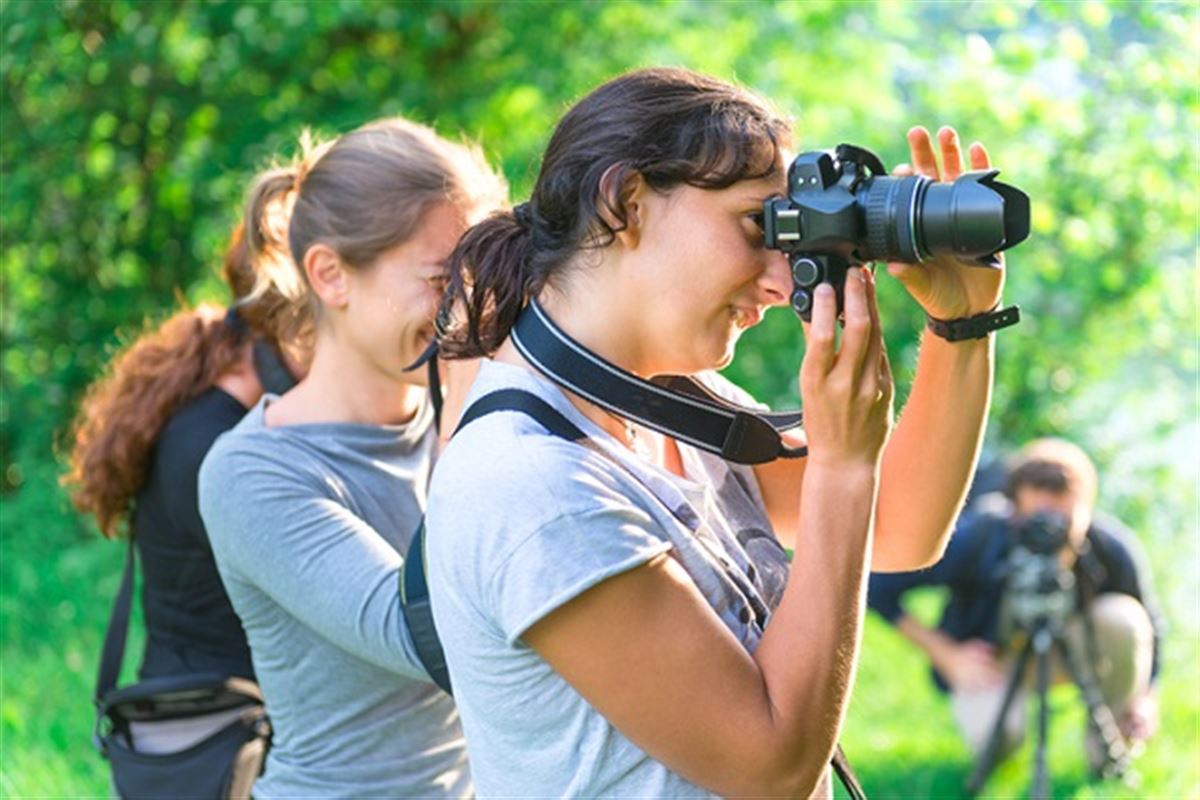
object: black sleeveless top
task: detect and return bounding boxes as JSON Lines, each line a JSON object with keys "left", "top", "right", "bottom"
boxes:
{"left": 131, "top": 387, "right": 254, "bottom": 680}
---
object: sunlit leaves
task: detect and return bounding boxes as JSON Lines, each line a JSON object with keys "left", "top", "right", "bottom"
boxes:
{"left": 1, "top": 1, "right": 1193, "bottom": 548}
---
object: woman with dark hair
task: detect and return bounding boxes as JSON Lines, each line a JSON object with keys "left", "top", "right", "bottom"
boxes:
{"left": 63, "top": 216, "right": 307, "bottom": 753}
{"left": 198, "top": 117, "right": 506, "bottom": 798}
{"left": 427, "top": 67, "right": 1006, "bottom": 798}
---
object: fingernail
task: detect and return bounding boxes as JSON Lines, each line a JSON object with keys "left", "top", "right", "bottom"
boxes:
{"left": 816, "top": 283, "right": 835, "bottom": 298}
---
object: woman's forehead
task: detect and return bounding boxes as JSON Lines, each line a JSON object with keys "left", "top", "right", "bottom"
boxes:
{"left": 734, "top": 172, "right": 786, "bottom": 202}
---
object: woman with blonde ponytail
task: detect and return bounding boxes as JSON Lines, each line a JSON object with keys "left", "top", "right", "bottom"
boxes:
{"left": 63, "top": 216, "right": 308, "bottom": 765}
{"left": 197, "top": 117, "right": 505, "bottom": 798}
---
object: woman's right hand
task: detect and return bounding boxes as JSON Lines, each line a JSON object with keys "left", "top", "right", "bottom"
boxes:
{"left": 798, "top": 266, "right": 894, "bottom": 470}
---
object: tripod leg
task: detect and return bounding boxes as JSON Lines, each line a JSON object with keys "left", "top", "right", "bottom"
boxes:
{"left": 1056, "top": 630, "right": 1131, "bottom": 778}
{"left": 965, "top": 637, "right": 1033, "bottom": 796}
{"left": 1031, "top": 629, "right": 1053, "bottom": 800}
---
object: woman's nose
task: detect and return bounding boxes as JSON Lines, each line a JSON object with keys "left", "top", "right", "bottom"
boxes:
{"left": 759, "top": 250, "right": 792, "bottom": 308}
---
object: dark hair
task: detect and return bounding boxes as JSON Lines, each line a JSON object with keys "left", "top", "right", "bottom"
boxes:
{"left": 1005, "top": 438, "right": 1098, "bottom": 505}
{"left": 439, "top": 67, "right": 791, "bottom": 358}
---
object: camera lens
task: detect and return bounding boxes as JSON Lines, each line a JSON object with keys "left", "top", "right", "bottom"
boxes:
{"left": 860, "top": 175, "right": 927, "bottom": 263}
{"left": 1018, "top": 510, "right": 1071, "bottom": 554}
{"left": 858, "top": 171, "right": 1030, "bottom": 265}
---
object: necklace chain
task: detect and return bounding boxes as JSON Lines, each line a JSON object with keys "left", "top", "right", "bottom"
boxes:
{"left": 600, "top": 407, "right": 637, "bottom": 447}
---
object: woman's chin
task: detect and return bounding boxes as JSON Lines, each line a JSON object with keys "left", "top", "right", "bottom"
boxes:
{"left": 680, "top": 339, "right": 737, "bottom": 375}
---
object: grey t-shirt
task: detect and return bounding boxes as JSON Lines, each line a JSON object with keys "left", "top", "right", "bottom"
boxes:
{"left": 198, "top": 397, "right": 471, "bottom": 799}
{"left": 426, "top": 360, "right": 791, "bottom": 798}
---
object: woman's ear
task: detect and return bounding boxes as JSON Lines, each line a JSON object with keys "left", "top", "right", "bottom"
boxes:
{"left": 598, "top": 164, "right": 646, "bottom": 250}
{"left": 303, "top": 244, "right": 350, "bottom": 309}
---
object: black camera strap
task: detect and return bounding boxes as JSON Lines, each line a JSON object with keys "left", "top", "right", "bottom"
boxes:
{"left": 403, "top": 339, "right": 445, "bottom": 434}
{"left": 511, "top": 300, "right": 806, "bottom": 465}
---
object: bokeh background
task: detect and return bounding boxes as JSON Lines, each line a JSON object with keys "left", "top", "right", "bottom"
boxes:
{"left": 1, "top": 1, "right": 1196, "bottom": 797}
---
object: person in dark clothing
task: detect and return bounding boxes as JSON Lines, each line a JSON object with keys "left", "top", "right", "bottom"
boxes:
{"left": 63, "top": 219, "right": 308, "bottom": 738}
{"left": 868, "top": 438, "right": 1163, "bottom": 766}
{"left": 132, "top": 386, "right": 258, "bottom": 679}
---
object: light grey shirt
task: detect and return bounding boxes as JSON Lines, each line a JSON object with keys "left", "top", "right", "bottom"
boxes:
{"left": 426, "top": 360, "right": 790, "bottom": 798}
{"left": 198, "top": 397, "right": 471, "bottom": 799}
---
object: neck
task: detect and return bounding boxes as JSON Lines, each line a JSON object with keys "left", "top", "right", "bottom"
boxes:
{"left": 494, "top": 337, "right": 635, "bottom": 449}
{"left": 267, "top": 331, "right": 425, "bottom": 427}
{"left": 536, "top": 267, "right": 662, "bottom": 377}
{"left": 214, "top": 341, "right": 264, "bottom": 409}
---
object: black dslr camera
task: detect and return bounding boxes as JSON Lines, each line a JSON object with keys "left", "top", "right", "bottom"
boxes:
{"left": 1001, "top": 509, "right": 1075, "bottom": 638}
{"left": 759, "top": 144, "right": 1031, "bottom": 320}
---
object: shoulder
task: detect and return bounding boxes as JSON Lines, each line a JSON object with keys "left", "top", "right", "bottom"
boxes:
{"left": 428, "top": 410, "right": 675, "bottom": 641}
{"left": 155, "top": 389, "right": 248, "bottom": 479}
{"left": 432, "top": 408, "right": 643, "bottom": 528}
{"left": 197, "top": 408, "right": 329, "bottom": 516}
{"left": 1086, "top": 512, "right": 1144, "bottom": 561}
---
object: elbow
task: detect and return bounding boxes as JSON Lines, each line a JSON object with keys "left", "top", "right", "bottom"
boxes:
{"left": 872, "top": 523, "right": 953, "bottom": 573}
{"left": 904, "top": 541, "right": 950, "bottom": 572}
{"left": 725, "top": 739, "right": 832, "bottom": 799}
{"left": 744, "top": 758, "right": 830, "bottom": 800}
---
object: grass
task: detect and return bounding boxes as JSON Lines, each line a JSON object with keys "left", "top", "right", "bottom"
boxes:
{"left": 2, "top": 455, "right": 1197, "bottom": 798}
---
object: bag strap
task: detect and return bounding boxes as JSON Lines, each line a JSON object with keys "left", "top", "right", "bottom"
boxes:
{"left": 453, "top": 388, "right": 586, "bottom": 441}
{"left": 402, "top": 388, "right": 865, "bottom": 799}
{"left": 401, "top": 390, "right": 585, "bottom": 696}
{"left": 95, "top": 538, "right": 136, "bottom": 705}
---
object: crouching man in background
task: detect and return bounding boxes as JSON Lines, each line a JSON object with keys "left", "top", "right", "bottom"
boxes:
{"left": 868, "top": 438, "right": 1164, "bottom": 770}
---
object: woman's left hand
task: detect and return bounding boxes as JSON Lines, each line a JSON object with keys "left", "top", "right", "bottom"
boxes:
{"left": 886, "top": 126, "right": 1006, "bottom": 320}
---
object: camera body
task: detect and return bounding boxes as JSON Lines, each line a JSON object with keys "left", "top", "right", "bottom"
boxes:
{"left": 760, "top": 143, "right": 1031, "bottom": 320}
{"left": 1000, "top": 510, "right": 1077, "bottom": 640}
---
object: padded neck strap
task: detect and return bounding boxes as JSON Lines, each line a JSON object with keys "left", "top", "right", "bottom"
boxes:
{"left": 511, "top": 300, "right": 806, "bottom": 465}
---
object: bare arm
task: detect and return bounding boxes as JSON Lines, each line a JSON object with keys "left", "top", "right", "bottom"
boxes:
{"left": 872, "top": 126, "right": 1006, "bottom": 570}
{"left": 526, "top": 464, "right": 876, "bottom": 798}
{"left": 872, "top": 333, "right": 991, "bottom": 570}
{"left": 753, "top": 317, "right": 990, "bottom": 564}
{"left": 525, "top": 270, "right": 891, "bottom": 797}
{"left": 895, "top": 614, "right": 1005, "bottom": 691}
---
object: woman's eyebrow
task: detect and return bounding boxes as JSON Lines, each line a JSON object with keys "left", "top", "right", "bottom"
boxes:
{"left": 741, "top": 189, "right": 783, "bottom": 208}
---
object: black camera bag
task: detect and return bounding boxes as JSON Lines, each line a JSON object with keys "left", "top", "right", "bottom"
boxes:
{"left": 94, "top": 541, "right": 271, "bottom": 800}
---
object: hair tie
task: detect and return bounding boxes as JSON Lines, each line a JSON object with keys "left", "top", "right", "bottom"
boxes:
{"left": 512, "top": 202, "right": 533, "bottom": 229}
{"left": 224, "top": 305, "right": 249, "bottom": 340}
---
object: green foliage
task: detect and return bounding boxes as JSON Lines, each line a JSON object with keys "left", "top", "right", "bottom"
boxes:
{"left": 1, "top": 0, "right": 1196, "bottom": 796}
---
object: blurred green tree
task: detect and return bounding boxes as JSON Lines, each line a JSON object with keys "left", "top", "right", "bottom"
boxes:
{"left": 1, "top": 2, "right": 1195, "bottom": 796}
{"left": 1, "top": 0, "right": 1194, "bottom": 546}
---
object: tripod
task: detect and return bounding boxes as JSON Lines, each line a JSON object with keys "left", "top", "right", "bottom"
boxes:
{"left": 964, "top": 613, "right": 1132, "bottom": 798}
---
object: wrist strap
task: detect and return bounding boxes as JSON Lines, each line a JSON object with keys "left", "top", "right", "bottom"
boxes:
{"left": 926, "top": 304, "right": 1020, "bottom": 342}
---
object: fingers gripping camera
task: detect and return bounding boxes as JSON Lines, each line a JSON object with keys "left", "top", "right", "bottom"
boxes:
{"left": 760, "top": 144, "right": 1031, "bottom": 320}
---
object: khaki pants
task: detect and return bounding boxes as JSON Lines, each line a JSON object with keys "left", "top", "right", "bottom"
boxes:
{"left": 949, "top": 593, "right": 1154, "bottom": 758}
